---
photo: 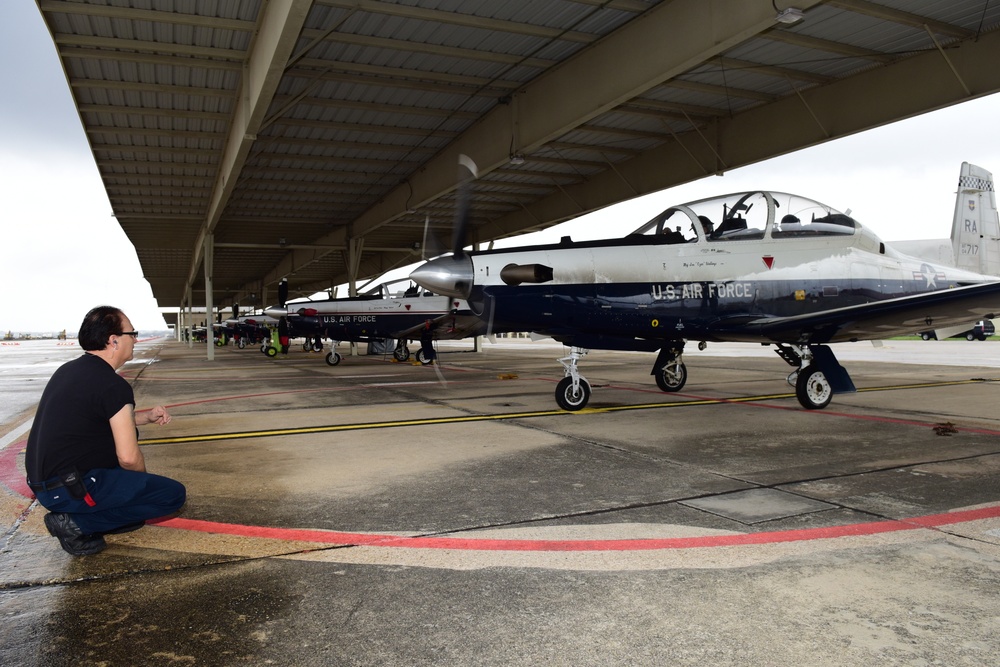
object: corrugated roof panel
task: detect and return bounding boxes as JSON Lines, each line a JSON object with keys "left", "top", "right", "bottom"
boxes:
{"left": 792, "top": 5, "right": 929, "bottom": 53}
{"left": 679, "top": 66, "right": 785, "bottom": 100}
{"left": 739, "top": 41, "right": 875, "bottom": 81}
{"left": 36, "top": 0, "right": 1000, "bottom": 308}
{"left": 878, "top": 0, "right": 1000, "bottom": 31}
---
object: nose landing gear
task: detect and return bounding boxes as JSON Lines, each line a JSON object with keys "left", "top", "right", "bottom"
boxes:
{"left": 556, "top": 347, "right": 591, "bottom": 411}
{"left": 774, "top": 343, "right": 854, "bottom": 409}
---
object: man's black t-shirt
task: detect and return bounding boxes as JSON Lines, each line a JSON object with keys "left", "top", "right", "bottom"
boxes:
{"left": 25, "top": 353, "right": 135, "bottom": 482}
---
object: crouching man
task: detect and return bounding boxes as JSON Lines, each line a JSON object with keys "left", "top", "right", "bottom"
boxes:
{"left": 25, "top": 306, "right": 186, "bottom": 556}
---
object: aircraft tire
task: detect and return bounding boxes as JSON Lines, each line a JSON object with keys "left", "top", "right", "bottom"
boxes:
{"left": 415, "top": 349, "right": 435, "bottom": 365}
{"left": 325, "top": 352, "right": 342, "bottom": 366}
{"left": 312, "top": 341, "right": 324, "bottom": 352}
{"left": 796, "top": 365, "right": 832, "bottom": 410}
{"left": 655, "top": 362, "right": 687, "bottom": 392}
{"left": 237, "top": 339, "right": 246, "bottom": 349}
{"left": 394, "top": 346, "right": 410, "bottom": 362}
{"left": 555, "top": 376, "right": 591, "bottom": 411}
{"left": 265, "top": 346, "right": 278, "bottom": 358}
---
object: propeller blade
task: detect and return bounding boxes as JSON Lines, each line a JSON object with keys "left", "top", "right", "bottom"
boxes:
{"left": 278, "top": 279, "right": 288, "bottom": 308}
{"left": 484, "top": 292, "right": 496, "bottom": 339}
{"left": 421, "top": 212, "right": 430, "bottom": 261}
{"left": 451, "top": 154, "right": 478, "bottom": 258}
{"left": 430, "top": 349, "right": 448, "bottom": 387}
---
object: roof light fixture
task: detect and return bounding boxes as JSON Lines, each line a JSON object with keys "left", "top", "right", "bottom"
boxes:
{"left": 775, "top": 7, "right": 804, "bottom": 24}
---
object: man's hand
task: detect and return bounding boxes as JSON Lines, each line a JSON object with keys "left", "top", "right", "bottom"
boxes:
{"left": 137, "top": 406, "right": 172, "bottom": 426}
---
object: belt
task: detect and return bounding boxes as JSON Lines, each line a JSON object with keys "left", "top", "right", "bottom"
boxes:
{"left": 26, "top": 477, "right": 66, "bottom": 492}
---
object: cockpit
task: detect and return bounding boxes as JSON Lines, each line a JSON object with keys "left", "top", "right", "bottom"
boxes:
{"left": 364, "top": 278, "right": 434, "bottom": 299}
{"left": 631, "top": 191, "right": 860, "bottom": 243}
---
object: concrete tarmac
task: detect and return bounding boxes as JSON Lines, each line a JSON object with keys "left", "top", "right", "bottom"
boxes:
{"left": 2, "top": 337, "right": 999, "bottom": 666}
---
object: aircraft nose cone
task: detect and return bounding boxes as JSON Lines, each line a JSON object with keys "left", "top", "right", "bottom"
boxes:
{"left": 410, "top": 255, "right": 474, "bottom": 298}
{"left": 263, "top": 306, "right": 286, "bottom": 318}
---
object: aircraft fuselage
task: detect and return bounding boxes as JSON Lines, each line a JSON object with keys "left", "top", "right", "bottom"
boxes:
{"left": 410, "top": 189, "right": 1000, "bottom": 410}
{"left": 459, "top": 226, "right": 986, "bottom": 348}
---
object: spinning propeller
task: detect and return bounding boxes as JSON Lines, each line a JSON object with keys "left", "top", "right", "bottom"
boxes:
{"left": 278, "top": 278, "right": 289, "bottom": 309}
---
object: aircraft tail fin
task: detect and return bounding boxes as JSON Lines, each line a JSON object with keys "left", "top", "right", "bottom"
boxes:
{"left": 951, "top": 162, "right": 1000, "bottom": 275}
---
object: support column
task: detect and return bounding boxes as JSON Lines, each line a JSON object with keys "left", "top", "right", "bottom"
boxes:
{"left": 186, "top": 289, "right": 194, "bottom": 348}
{"left": 204, "top": 233, "right": 215, "bottom": 361}
{"left": 472, "top": 241, "right": 483, "bottom": 353}
{"left": 346, "top": 237, "right": 363, "bottom": 357}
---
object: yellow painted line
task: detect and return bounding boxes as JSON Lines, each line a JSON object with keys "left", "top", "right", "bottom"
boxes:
{"left": 139, "top": 378, "right": 991, "bottom": 446}
{"left": 855, "top": 379, "right": 988, "bottom": 392}
{"left": 140, "top": 409, "right": 565, "bottom": 445}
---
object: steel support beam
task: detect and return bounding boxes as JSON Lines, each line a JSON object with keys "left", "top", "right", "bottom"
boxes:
{"left": 181, "top": 0, "right": 313, "bottom": 317}
{"left": 476, "top": 26, "right": 1000, "bottom": 239}
{"left": 251, "top": 0, "right": 816, "bottom": 292}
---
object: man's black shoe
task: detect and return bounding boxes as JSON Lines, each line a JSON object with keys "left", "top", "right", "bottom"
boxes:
{"left": 43, "top": 513, "right": 107, "bottom": 556}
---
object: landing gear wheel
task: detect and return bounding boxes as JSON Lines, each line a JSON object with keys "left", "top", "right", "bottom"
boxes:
{"left": 921, "top": 332, "right": 933, "bottom": 341}
{"left": 325, "top": 352, "right": 342, "bottom": 366}
{"left": 555, "top": 376, "right": 591, "bottom": 411}
{"left": 312, "top": 341, "right": 323, "bottom": 352}
{"left": 415, "top": 349, "right": 433, "bottom": 365}
{"left": 655, "top": 362, "right": 687, "bottom": 392}
{"left": 796, "top": 365, "right": 831, "bottom": 410}
{"left": 237, "top": 338, "right": 246, "bottom": 349}
{"left": 265, "top": 346, "right": 278, "bottom": 358}
{"left": 393, "top": 345, "right": 410, "bottom": 362}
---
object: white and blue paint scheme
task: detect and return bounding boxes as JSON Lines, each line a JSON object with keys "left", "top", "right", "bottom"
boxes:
{"left": 411, "top": 163, "right": 1000, "bottom": 410}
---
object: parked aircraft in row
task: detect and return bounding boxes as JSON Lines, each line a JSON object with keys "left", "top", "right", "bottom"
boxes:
{"left": 265, "top": 279, "right": 490, "bottom": 366}
{"left": 410, "top": 161, "right": 1000, "bottom": 411}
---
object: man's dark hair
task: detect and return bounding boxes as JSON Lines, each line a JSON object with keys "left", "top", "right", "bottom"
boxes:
{"left": 78, "top": 306, "right": 125, "bottom": 351}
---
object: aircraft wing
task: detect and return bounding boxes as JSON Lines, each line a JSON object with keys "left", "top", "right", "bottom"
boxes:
{"left": 393, "top": 312, "right": 487, "bottom": 340}
{"left": 713, "top": 281, "right": 1000, "bottom": 344}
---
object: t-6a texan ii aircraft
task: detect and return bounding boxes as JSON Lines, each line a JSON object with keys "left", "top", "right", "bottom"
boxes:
{"left": 410, "top": 162, "right": 1000, "bottom": 411}
{"left": 265, "top": 279, "right": 488, "bottom": 366}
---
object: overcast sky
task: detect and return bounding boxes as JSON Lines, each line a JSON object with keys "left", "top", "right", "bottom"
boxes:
{"left": 3, "top": 2, "right": 1000, "bottom": 332}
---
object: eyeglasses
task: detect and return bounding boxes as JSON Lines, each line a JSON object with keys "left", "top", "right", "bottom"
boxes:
{"left": 119, "top": 331, "right": 139, "bottom": 339}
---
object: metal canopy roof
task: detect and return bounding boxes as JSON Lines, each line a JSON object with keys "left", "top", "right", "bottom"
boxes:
{"left": 37, "top": 0, "right": 1000, "bottom": 312}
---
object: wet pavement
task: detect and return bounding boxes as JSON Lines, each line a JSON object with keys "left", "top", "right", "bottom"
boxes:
{"left": 2, "top": 337, "right": 1000, "bottom": 666}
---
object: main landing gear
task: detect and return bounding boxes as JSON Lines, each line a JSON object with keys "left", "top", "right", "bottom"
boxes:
{"left": 651, "top": 343, "right": 687, "bottom": 393}
{"left": 775, "top": 343, "right": 855, "bottom": 410}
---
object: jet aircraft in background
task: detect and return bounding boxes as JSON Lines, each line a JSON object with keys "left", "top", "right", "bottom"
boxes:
{"left": 265, "top": 278, "right": 491, "bottom": 366}
{"left": 411, "top": 161, "right": 1000, "bottom": 411}
{"left": 223, "top": 312, "right": 279, "bottom": 350}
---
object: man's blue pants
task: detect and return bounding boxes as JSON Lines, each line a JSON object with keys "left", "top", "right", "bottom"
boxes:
{"left": 34, "top": 467, "right": 186, "bottom": 535}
